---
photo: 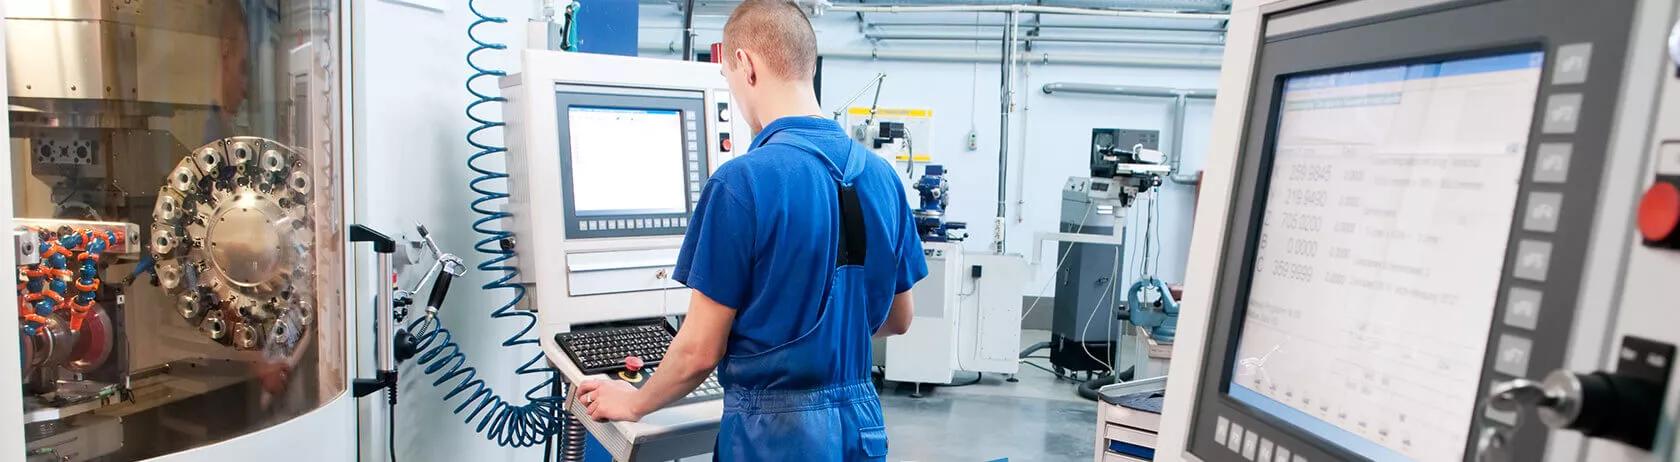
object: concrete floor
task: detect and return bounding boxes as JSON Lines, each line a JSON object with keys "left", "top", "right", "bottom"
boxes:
{"left": 877, "top": 329, "right": 1098, "bottom": 462}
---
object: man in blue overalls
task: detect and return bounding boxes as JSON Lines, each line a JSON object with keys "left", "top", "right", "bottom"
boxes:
{"left": 574, "top": 0, "right": 928, "bottom": 460}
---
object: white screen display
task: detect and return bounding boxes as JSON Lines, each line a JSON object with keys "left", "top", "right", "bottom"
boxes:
{"left": 567, "top": 106, "right": 689, "bottom": 217}
{"left": 1228, "top": 51, "right": 1544, "bottom": 461}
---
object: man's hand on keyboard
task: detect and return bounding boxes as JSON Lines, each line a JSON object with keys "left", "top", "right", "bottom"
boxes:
{"left": 578, "top": 379, "right": 647, "bottom": 422}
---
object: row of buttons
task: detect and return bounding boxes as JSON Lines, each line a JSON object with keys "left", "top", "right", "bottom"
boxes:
{"left": 1486, "top": 41, "right": 1596, "bottom": 426}
{"left": 1213, "top": 416, "right": 1305, "bottom": 462}
{"left": 716, "top": 96, "right": 735, "bottom": 155}
{"left": 685, "top": 106, "right": 707, "bottom": 208}
{"left": 581, "top": 217, "right": 687, "bottom": 231}
{"left": 687, "top": 146, "right": 703, "bottom": 207}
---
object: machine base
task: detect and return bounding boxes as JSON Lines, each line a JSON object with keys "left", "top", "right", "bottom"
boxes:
{"left": 1050, "top": 334, "right": 1116, "bottom": 374}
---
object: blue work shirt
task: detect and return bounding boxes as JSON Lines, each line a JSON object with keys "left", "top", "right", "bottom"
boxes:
{"left": 674, "top": 116, "right": 929, "bottom": 375}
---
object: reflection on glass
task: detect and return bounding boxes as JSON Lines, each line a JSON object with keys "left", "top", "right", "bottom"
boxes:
{"left": 9, "top": 1, "right": 345, "bottom": 459}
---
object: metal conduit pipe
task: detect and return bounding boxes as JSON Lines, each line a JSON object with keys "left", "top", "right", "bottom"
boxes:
{"left": 1040, "top": 82, "right": 1215, "bottom": 185}
{"left": 864, "top": 21, "right": 1230, "bottom": 33}
{"left": 823, "top": 49, "right": 1224, "bottom": 68}
{"left": 817, "top": 0, "right": 1233, "bottom": 13}
{"left": 825, "top": 3, "right": 1231, "bottom": 21}
{"left": 1167, "top": 95, "right": 1199, "bottom": 185}
{"left": 993, "top": 9, "right": 1020, "bottom": 254}
{"left": 1041, "top": 82, "right": 1217, "bottom": 98}
{"left": 637, "top": 45, "right": 1226, "bottom": 68}
{"left": 681, "top": 0, "right": 698, "bottom": 61}
{"left": 862, "top": 31, "right": 1226, "bottom": 47}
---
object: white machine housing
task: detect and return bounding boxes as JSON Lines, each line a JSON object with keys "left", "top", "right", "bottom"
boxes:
{"left": 885, "top": 242, "right": 1026, "bottom": 385}
{"left": 501, "top": 50, "right": 748, "bottom": 461}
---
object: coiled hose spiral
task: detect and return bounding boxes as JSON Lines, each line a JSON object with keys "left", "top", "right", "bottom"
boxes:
{"left": 399, "top": 0, "right": 568, "bottom": 450}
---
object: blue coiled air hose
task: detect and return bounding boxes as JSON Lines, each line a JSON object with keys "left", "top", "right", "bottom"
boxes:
{"left": 399, "top": 0, "right": 568, "bottom": 450}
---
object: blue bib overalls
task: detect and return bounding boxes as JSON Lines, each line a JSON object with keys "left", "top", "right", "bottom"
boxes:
{"left": 712, "top": 129, "right": 891, "bottom": 462}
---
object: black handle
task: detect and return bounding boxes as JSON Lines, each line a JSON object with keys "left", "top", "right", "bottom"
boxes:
{"left": 426, "top": 271, "right": 454, "bottom": 311}
{"left": 349, "top": 224, "right": 395, "bottom": 253}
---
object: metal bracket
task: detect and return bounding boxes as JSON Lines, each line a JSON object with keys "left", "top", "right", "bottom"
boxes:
{"left": 14, "top": 229, "right": 42, "bottom": 266}
{"left": 1029, "top": 230, "right": 1124, "bottom": 265}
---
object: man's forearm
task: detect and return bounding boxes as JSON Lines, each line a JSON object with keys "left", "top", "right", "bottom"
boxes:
{"left": 630, "top": 346, "right": 715, "bottom": 414}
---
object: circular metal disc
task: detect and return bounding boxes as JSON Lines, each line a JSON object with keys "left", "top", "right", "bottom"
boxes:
{"left": 158, "top": 137, "right": 316, "bottom": 351}
{"left": 207, "top": 191, "right": 288, "bottom": 288}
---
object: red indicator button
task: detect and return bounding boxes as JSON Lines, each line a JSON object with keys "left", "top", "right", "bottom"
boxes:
{"left": 1638, "top": 181, "right": 1680, "bottom": 243}
{"left": 721, "top": 137, "right": 734, "bottom": 152}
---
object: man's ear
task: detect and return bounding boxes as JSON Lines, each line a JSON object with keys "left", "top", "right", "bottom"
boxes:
{"left": 733, "top": 49, "right": 757, "bottom": 86}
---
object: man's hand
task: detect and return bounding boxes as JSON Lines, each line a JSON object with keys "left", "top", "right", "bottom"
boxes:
{"left": 577, "top": 379, "right": 646, "bottom": 422}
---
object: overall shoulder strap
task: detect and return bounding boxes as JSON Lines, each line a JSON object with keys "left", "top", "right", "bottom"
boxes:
{"left": 759, "top": 129, "right": 872, "bottom": 186}
{"left": 757, "top": 128, "right": 872, "bottom": 267}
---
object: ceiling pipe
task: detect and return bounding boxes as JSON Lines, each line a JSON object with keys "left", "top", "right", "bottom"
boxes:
{"left": 1040, "top": 82, "right": 1216, "bottom": 184}
{"left": 639, "top": 44, "right": 1225, "bottom": 68}
{"left": 864, "top": 21, "right": 1229, "bottom": 33}
{"left": 824, "top": 4, "right": 1230, "bottom": 21}
{"left": 822, "top": 0, "right": 1231, "bottom": 12}
{"left": 863, "top": 31, "right": 1226, "bottom": 46}
{"left": 655, "top": 0, "right": 1234, "bottom": 14}
{"left": 1041, "top": 82, "right": 1216, "bottom": 98}
{"left": 821, "top": 49, "right": 1223, "bottom": 68}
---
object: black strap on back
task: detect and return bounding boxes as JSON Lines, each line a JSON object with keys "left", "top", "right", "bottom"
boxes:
{"left": 835, "top": 181, "right": 869, "bottom": 267}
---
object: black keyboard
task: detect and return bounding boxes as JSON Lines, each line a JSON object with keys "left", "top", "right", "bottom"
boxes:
{"left": 555, "top": 319, "right": 676, "bottom": 375}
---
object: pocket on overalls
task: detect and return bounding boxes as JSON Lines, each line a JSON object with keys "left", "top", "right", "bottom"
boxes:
{"left": 857, "top": 425, "right": 888, "bottom": 459}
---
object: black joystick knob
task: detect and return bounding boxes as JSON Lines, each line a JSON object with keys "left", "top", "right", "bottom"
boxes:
{"left": 1553, "top": 371, "right": 1664, "bottom": 449}
{"left": 394, "top": 329, "right": 420, "bottom": 363}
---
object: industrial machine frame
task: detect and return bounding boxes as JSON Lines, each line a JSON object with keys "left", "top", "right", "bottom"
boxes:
{"left": 1161, "top": 0, "right": 1680, "bottom": 461}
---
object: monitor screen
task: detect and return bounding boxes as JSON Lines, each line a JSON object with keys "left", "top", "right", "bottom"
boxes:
{"left": 567, "top": 106, "right": 690, "bottom": 217}
{"left": 1227, "top": 51, "right": 1544, "bottom": 461}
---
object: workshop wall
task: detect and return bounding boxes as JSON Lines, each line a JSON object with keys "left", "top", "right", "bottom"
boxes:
{"left": 814, "top": 59, "right": 1219, "bottom": 296}
{"left": 358, "top": 1, "right": 547, "bottom": 461}
{"left": 638, "top": 6, "right": 1222, "bottom": 296}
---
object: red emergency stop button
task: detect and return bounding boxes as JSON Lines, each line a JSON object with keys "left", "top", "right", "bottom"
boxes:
{"left": 1638, "top": 181, "right": 1680, "bottom": 244}
{"left": 624, "top": 355, "right": 644, "bottom": 372}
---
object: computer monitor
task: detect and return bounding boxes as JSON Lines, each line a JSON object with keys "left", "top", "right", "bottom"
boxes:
{"left": 1226, "top": 51, "right": 1543, "bottom": 462}
{"left": 554, "top": 87, "right": 711, "bottom": 239}
{"left": 1165, "top": 1, "right": 1669, "bottom": 461}
{"left": 568, "top": 107, "right": 689, "bottom": 217}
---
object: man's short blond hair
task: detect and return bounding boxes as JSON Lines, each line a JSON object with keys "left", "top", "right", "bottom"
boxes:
{"left": 722, "top": 0, "right": 818, "bottom": 81}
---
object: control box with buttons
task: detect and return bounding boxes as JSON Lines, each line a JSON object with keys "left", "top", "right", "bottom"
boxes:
{"left": 503, "top": 50, "right": 730, "bottom": 462}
